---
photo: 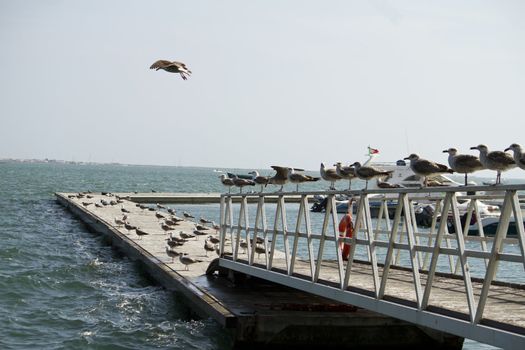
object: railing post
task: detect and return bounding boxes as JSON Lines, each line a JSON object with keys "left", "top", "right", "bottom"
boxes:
{"left": 510, "top": 191, "right": 525, "bottom": 271}
{"left": 422, "top": 192, "right": 453, "bottom": 309}
{"left": 315, "top": 194, "right": 334, "bottom": 282}
{"left": 219, "top": 195, "right": 226, "bottom": 256}
{"left": 402, "top": 194, "right": 423, "bottom": 309}
{"left": 362, "top": 194, "right": 380, "bottom": 297}
{"left": 474, "top": 191, "right": 514, "bottom": 323}
{"left": 449, "top": 192, "right": 476, "bottom": 322}
{"left": 379, "top": 193, "right": 405, "bottom": 298}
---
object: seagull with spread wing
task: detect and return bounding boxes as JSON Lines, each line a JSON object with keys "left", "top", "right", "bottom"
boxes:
{"left": 150, "top": 60, "right": 192, "bottom": 80}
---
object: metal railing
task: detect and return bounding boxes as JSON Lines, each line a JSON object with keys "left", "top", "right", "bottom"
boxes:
{"left": 218, "top": 184, "right": 525, "bottom": 349}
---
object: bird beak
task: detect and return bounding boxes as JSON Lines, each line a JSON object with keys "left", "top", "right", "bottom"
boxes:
{"left": 470, "top": 146, "right": 477, "bottom": 150}
{"left": 403, "top": 156, "right": 410, "bottom": 160}
{"left": 504, "top": 147, "right": 510, "bottom": 152}
{"left": 442, "top": 150, "right": 448, "bottom": 153}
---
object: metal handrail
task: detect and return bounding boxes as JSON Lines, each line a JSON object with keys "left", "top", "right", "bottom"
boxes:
{"left": 219, "top": 185, "right": 525, "bottom": 348}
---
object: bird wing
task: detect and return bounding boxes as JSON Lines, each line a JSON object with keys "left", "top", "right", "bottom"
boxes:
{"left": 489, "top": 151, "right": 515, "bottom": 165}
{"left": 271, "top": 166, "right": 289, "bottom": 178}
{"left": 168, "top": 61, "right": 192, "bottom": 74}
{"left": 150, "top": 60, "right": 172, "bottom": 70}
{"left": 413, "top": 159, "right": 442, "bottom": 174}
{"left": 456, "top": 154, "right": 483, "bottom": 168}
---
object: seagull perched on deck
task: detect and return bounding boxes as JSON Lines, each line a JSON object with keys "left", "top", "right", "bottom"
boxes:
{"left": 179, "top": 253, "right": 202, "bottom": 271}
{"left": 287, "top": 168, "right": 319, "bottom": 192}
{"left": 504, "top": 143, "right": 525, "bottom": 171}
{"left": 320, "top": 163, "right": 342, "bottom": 190}
{"left": 404, "top": 154, "right": 454, "bottom": 187}
{"left": 443, "top": 148, "right": 483, "bottom": 186}
{"left": 165, "top": 246, "right": 180, "bottom": 263}
{"left": 351, "top": 162, "right": 392, "bottom": 189}
{"left": 470, "top": 144, "right": 515, "bottom": 185}
{"left": 149, "top": 60, "right": 192, "bottom": 80}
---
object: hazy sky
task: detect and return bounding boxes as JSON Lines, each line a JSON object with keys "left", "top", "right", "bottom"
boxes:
{"left": 1, "top": 1, "right": 524, "bottom": 177}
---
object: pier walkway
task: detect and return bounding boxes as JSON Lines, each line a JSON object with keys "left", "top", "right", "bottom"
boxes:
{"left": 55, "top": 192, "right": 462, "bottom": 348}
{"left": 218, "top": 185, "right": 525, "bottom": 349}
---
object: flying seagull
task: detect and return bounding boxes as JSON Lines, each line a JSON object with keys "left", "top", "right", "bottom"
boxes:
{"left": 470, "top": 144, "right": 515, "bottom": 185}
{"left": 150, "top": 60, "right": 192, "bottom": 80}
{"left": 443, "top": 148, "right": 483, "bottom": 186}
{"left": 404, "top": 154, "right": 454, "bottom": 187}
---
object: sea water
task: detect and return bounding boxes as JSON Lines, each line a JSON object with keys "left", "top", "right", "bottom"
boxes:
{"left": 0, "top": 162, "right": 512, "bottom": 349}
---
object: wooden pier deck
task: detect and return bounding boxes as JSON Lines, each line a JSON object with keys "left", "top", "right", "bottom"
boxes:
{"left": 56, "top": 192, "right": 463, "bottom": 349}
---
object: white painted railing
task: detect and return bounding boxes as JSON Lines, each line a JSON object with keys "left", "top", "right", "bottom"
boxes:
{"left": 218, "top": 185, "right": 525, "bottom": 349}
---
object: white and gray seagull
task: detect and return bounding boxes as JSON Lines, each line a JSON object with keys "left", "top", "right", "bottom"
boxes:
{"left": 232, "top": 176, "right": 255, "bottom": 193}
{"left": 219, "top": 174, "right": 235, "bottom": 193}
{"left": 150, "top": 59, "right": 192, "bottom": 80}
{"left": 287, "top": 168, "right": 320, "bottom": 192}
{"left": 504, "top": 143, "right": 525, "bottom": 171}
{"left": 443, "top": 148, "right": 483, "bottom": 186}
{"left": 248, "top": 171, "right": 270, "bottom": 192}
{"left": 179, "top": 253, "right": 203, "bottom": 271}
{"left": 320, "top": 163, "right": 342, "bottom": 190}
{"left": 351, "top": 162, "right": 392, "bottom": 189}
{"left": 267, "top": 166, "right": 293, "bottom": 192}
{"left": 470, "top": 144, "right": 515, "bottom": 185}
{"left": 334, "top": 162, "right": 356, "bottom": 190}
{"left": 404, "top": 154, "right": 454, "bottom": 187}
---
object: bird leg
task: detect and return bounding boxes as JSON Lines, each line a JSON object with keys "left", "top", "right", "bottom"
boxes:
{"left": 348, "top": 180, "right": 352, "bottom": 190}
{"left": 296, "top": 184, "right": 299, "bottom": 192}
{"left": 464, "top": 173, "right": 468, "bottom": 186}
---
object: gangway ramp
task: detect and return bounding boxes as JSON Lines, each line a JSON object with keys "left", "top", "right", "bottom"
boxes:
{"left": 218, "top": 185, "right": 525, "bottom": 349}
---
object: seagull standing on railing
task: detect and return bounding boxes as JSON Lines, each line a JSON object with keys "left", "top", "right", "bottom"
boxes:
{"left": 287, "top": 168, "right": 320, "bottom": 192}
{"left": 504, "top": 143, "right": 525, "bottom": 171}
{"left": 320, "top": 163, "right": 342, "bottom": 190}
{"left": 443, "top": 148, "right": 483, "bottom": 186}
{"left": 404, "top": 154, "right": 454, "bottom": 187}
{"left": 334, "top": 162, "right": 356, "bottom": 189}
{"left": 149, "top": 59, "right": 192, "bottom": 80}
{"left": 267, "top": 166, "right": 290, "bottom": 192}
{"left": 232, "top": 176, "right": 255, "bottom": 193}
{"left": 219, "top": 174, "right": 235, "bottom": 193}
{"left": 351, "top": 162, "right": 392, "bottom": 189}
{"left": 470, "top": 144, "right": 515, "bottom": 185}
{"left": 248, "top": 171, "right": 270, "bottom": 192}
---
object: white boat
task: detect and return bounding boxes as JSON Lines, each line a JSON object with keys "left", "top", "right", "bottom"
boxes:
{"left": 363, "top": 154, "right": 461, "bottom": 190}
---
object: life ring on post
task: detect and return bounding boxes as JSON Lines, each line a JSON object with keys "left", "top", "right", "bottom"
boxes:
{"left": 339, "top": 212, "right": 354, "bottom": 261}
